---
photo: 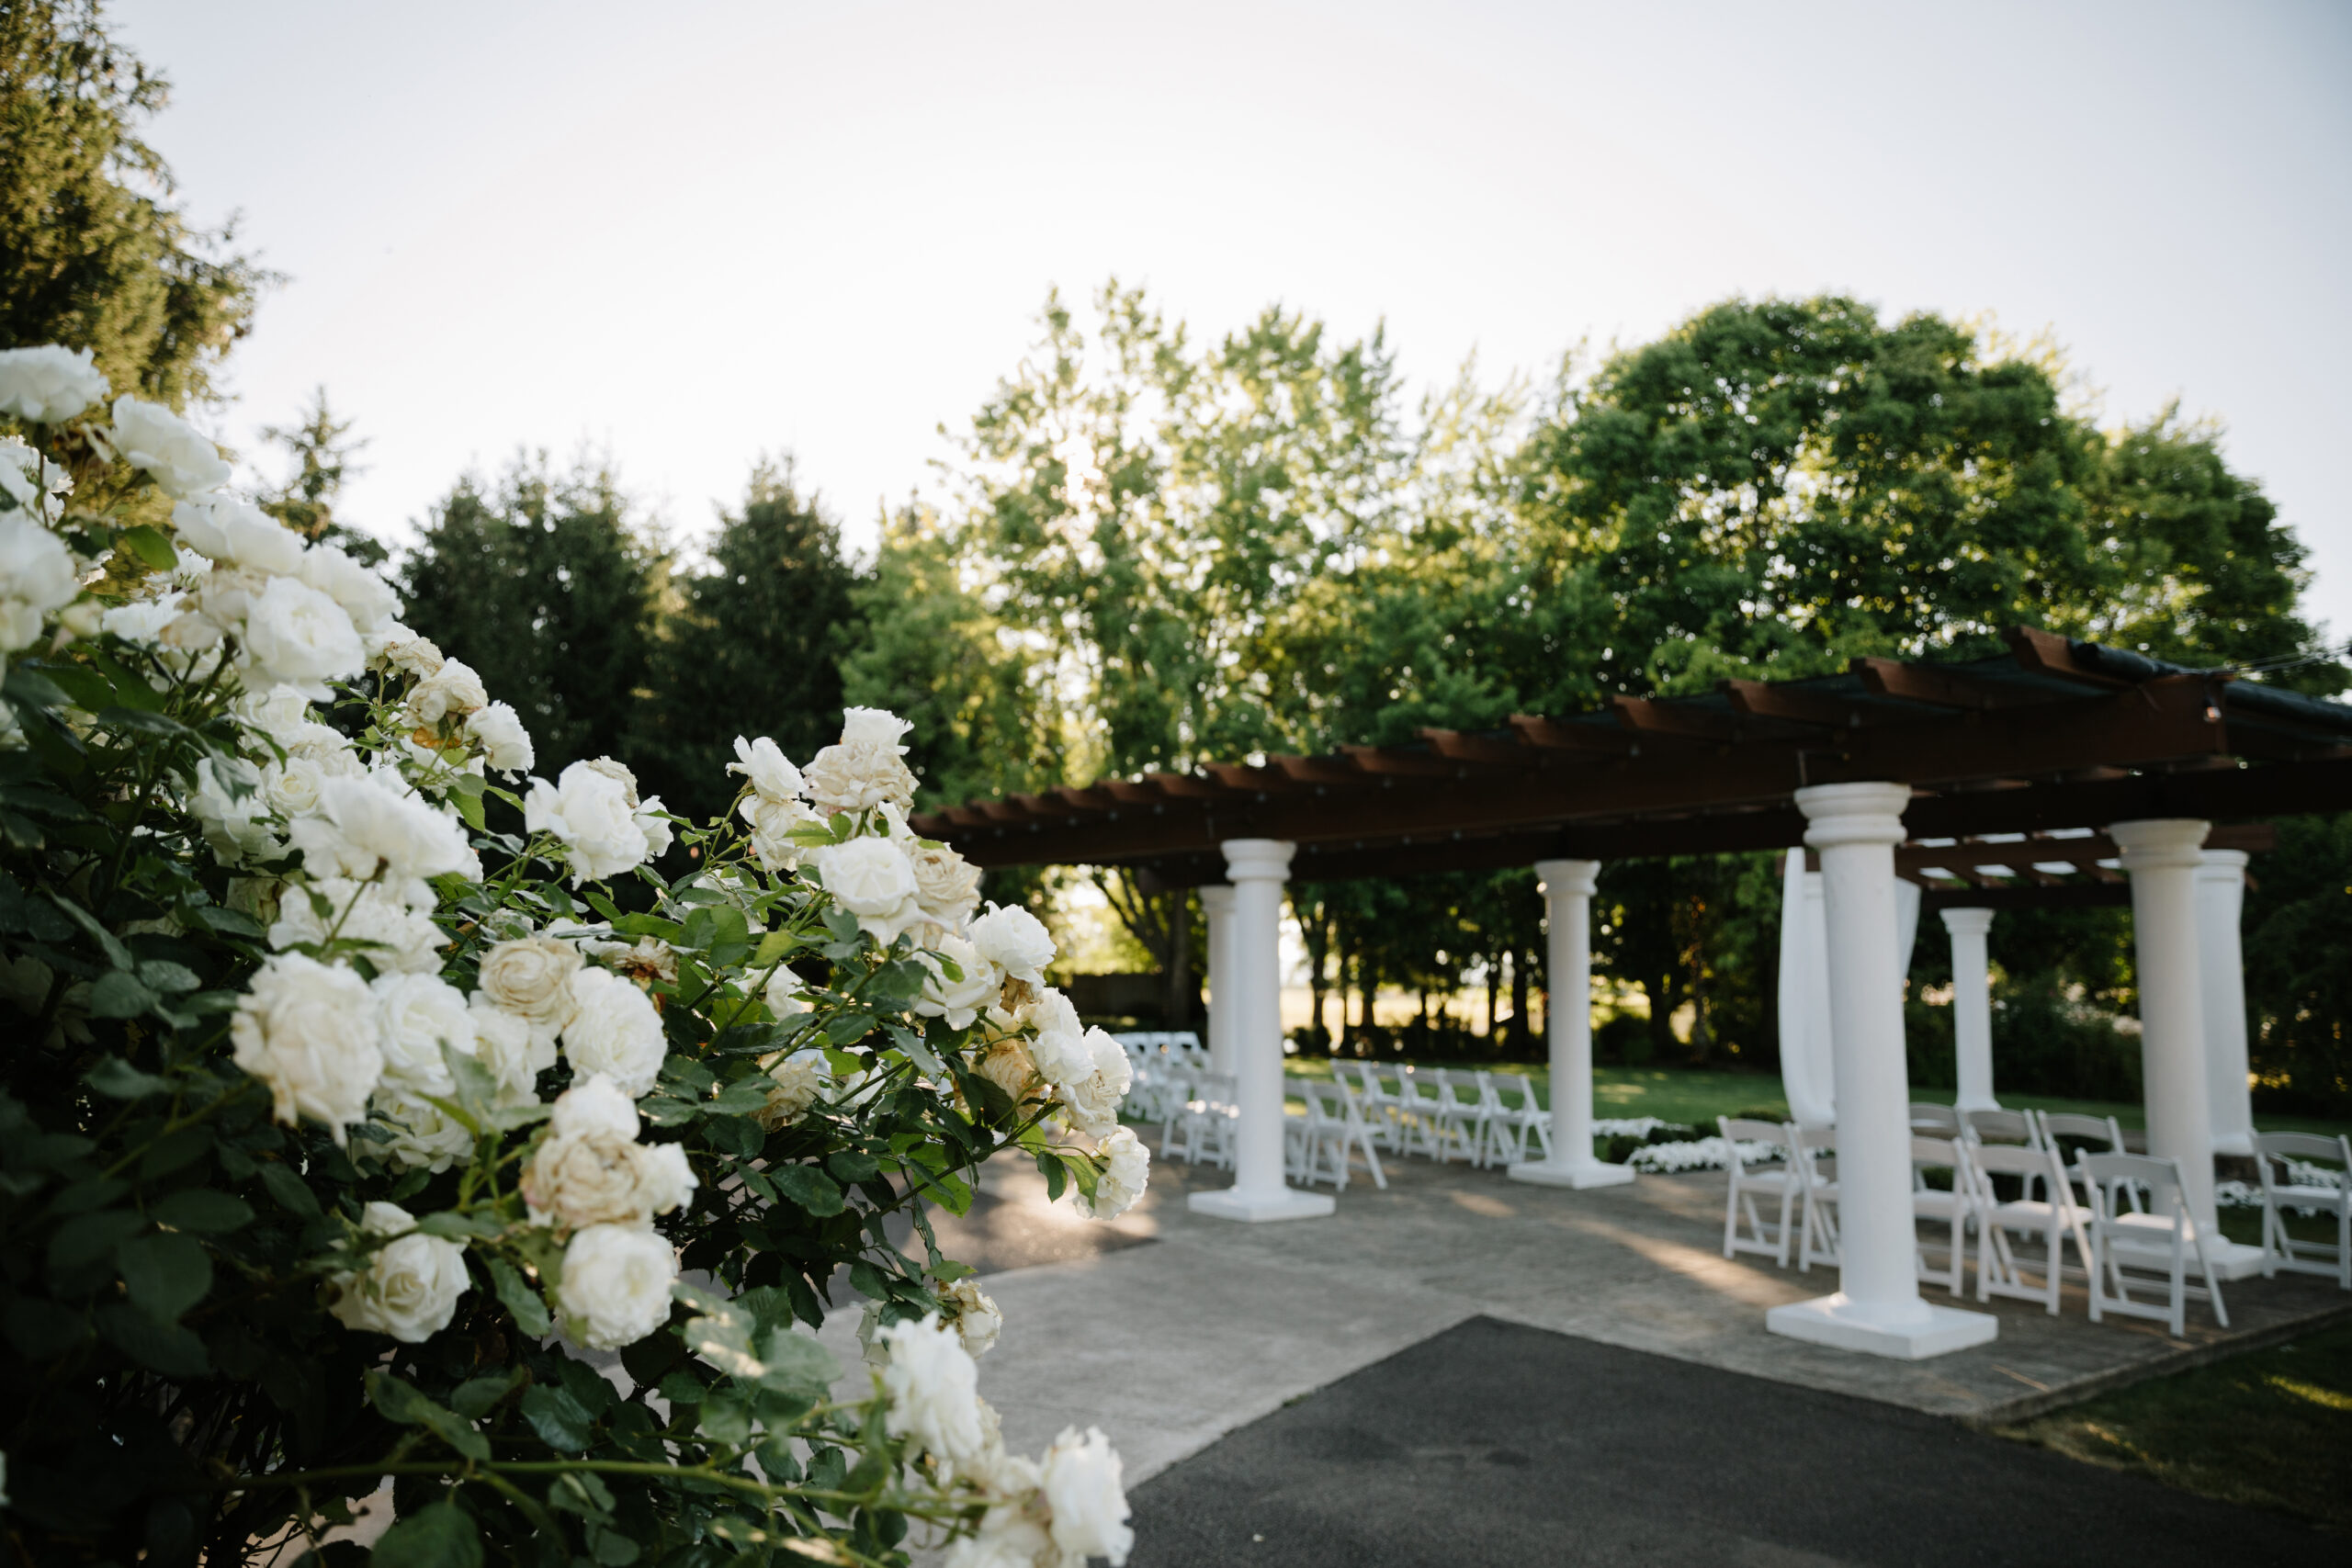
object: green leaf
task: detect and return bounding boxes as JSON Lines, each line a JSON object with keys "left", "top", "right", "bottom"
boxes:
{"left": 96, "top": 1303, "right": 210, "bottom": 1376}
{"left": 96, "top": 705, "right": 191, "bottom": 739}
{"left": 371, "top": 1500, "right": 483, "bottom": 1568}
{"left": 487, "top": 1258, "right": 551, "bottom": 1337}
{"left": 2, "top": 663, "right": 74, "bottom": 708}
{"left": 846, "top": 1260, "right": 888, "bottom": 1301}
{"left": 47, "top": 892, "right": 133, "bottom": 969}
{"left": 85, "top": 1057, "right": 174, "bottom": 1100}
{"left": 49, "top": 1210, "right": 147, "bottom": 1274}
{"left": 696, "top": 1392, "right": 752, "bottom": 1447}
{"left": 117, "top": 1232, "right": 211, "bottom": 1321}
{"left": 750, "top": 930, "right": 797, "bottom": 967}
{"left": 518, "top": 1383, "right": 594, "bottom": 1452}
{"left": 448, "top": 1370, "right": 523, "bottom": 1421}
{"left": 137, "top": 958, "right": 202, "bottom": 994}
{"left": 706, "top": 1082, "right": 772, "bottom": 1117}
{"left": 152, "top": 1190, "right": 253, "bottom": 1234}
{"left": 87, "top": 969, "right": 160, "bottom": 1019}
{"left": 703, "top": 1113, "right": 763, "bottom": 1158}
{"left": 767, "top": 1164, "right": 843, "bottom": 1217}
{"left": 752, "top": 1325, "right": 838, "bottom": 1397}
{"left": 656, "top": 1369, "right": 707, "bottom": 1406}
{"left": 188, "top": 903, "right": 265, "bottom": 940}
{"left": 414, "top": 1211, "right": 502, "bottom": 1241}
{"left": 827, "top": 1150, "right": 880, "bottom": 1184}
{"left": 259, "top": 1161, "right": 322, "bottom": 1219}
{"left": 368, "top": 1372, "right": 490, "bottom": 1461}
{"left": 448, "top": 782, "right": 485, "bottom": 832}
{"left": 118, "top": 524, "right": 180, "bottom": 571}
{"left": 1036, "top": 1152, "right": 1068, "bottom": 1202}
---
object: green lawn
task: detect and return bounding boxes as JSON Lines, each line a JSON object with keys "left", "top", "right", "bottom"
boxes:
{"left": 1999, "top": 1319, "right": 2352, "bottom": 1529}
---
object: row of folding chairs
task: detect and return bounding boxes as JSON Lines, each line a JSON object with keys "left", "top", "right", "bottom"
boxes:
{"left": 1715, "top": 1111, "right": 2347, "bottom": 1337}
{"left": 1114, "top": 1032, "right": 1206, "bottom": 1123}
{"left": 1337, "top": 1063, "right": 1551, "bottom": 1169}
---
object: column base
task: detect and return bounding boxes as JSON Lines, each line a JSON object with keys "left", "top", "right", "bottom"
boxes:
{"left": 1187, "top": 1186, "right": 1337, "bottom": 1223}
{"left": 1508, "top": 1158, "right": 1636, "bottom": 1190}
{"left": 1953, "top": 1095, "right": 2001, "bottom": 1113}
{"left": 1766, "top": 1292, "right": 1998, "bottom": 1359}
{"left": 2211, "top": 1131, "right": 2255, "bottom": 1157}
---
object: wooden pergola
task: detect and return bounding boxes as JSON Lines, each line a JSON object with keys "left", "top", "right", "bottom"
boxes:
{"left": 912, "top": 628, "right": 2352, "bottom": 884}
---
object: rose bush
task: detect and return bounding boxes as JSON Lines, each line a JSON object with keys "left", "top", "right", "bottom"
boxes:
{"left": 0, "top": 358, "right": 1141, "bottom": 1567}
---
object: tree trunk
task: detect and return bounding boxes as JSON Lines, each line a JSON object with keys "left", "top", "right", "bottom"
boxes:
{"left": 1299, "top": 896, "right": 1329, "bottom": 1050}
{"left": 1649, "top": 970, "right": 1678, "bottom": 1058}
{"left": 1511, "top": 946, "right": 1532, "bottom": 1053}
{"left": 1485, "top": 953, "right": 1498, "bottom": 1038}
{"left": 1163, "top": 890, "right": 1192, "bottom": 1029}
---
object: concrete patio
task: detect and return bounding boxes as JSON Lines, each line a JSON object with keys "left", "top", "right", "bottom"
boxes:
{"left": 894, "top": 1148, "right": 2352, "bottom": 1485}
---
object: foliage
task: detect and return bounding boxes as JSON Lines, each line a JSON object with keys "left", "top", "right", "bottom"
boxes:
{"left": 0, "top": 1, "right": 270, "bottom": 414}
{"left": 2244, "top": 813, "right": 2352, "bottom": 1114}
{"left": 0, "top": 378, "right": 1142, "bottom": 1566}
{"left": 634, "top": 459, "right": 861, "bottom": 823}
{"left": 400, "top": 455, "right": 664, "bottom": 781}
{"left": 254, "top": 387, "right": 386, "bottom": 567}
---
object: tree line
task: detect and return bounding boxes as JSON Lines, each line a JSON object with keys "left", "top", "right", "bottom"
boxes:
{"left": 9, "top": 0, "right": 2347, "bottom": 1114}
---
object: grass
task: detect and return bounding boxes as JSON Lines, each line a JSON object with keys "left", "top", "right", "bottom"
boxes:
{"left": 1999, "top": 1318, "right": 2352, "bottom": 1529}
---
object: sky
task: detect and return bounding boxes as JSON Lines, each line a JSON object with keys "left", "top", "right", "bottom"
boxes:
{"left": 111, "top": 0, "right": 2352, "bottom": 634}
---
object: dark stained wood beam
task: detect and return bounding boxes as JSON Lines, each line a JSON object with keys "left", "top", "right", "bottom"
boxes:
{"left": 1852, "top": 657, "right": 2036, "bottom": 711}
{"left": 1720, "top": 680, "right": 1867, "bottom": 728}
{"left": 1611, "top": 696, "right": 1747, "bottom": 743}
{"left": 1508, "top": 715, "right": 1637, "bottom": 754}
{"left": 2005, "top": 626, "right": 2132, "bottom": 687}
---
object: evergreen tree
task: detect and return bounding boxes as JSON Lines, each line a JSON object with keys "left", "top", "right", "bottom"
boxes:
{"left": 254, "top": 387, "right": 385, "bottom": 566}
{"left": 0, "top": 1, "right": 270, "bottom": 408}
{"left": 400, "top": 455, "right": 662, "bottom": 776}
{"left": 635, "top": 458, "right": 860, "bottom": 820}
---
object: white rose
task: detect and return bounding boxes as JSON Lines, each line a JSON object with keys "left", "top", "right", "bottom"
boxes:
{"left": 739, "top": 792, "right": 823, "bottom": 873}
{"left": 0, "top": 516, "right": 81, "bottom": 653}
{"left": 558, "top": 1224, "right": 678, "bottom": 1350}
{"left": 469, "top": 994, "right": 555, "bottom": 1100}
{"left": 523, "top": 1127, "right": 678, "bottom": 1233}
{"left": 763, "top": 963, "right": 813, "bottom": 1018}
{"left": 1061, "top": 1027, "right": 1135, "bottom": 1137}
{"left": 0, "top": 344, "right": 109, "bottom": 423}
{"left": 476, "top": 935, "right": 582, "bottom": 1033}
{"left": 230, "top": 953, "right": 384, "bottom": 1140}
{"left": 111, "top": 395, "right": 231, "bottom": 497}
{"left": 1074, "top": 1127, "right": 1150, "bottom": 1222}
{"left": 267, "top": 877, "right": 448, "bottom": 974}
{"left": 238, "top": 574, "right": 366, "bottom": 699}
{"left": 0, "top": 514, "right": 81, "bottom": 654}
{"left": 190, "top": 756, "right": 278, "bottom": 864}
{"left": 407, "top": 657, "right": 488, "bottom": 726}
{"left": 260, "top": 757, "right": 327, "bottom": 819}
{"left": 943, "top": 1508, "right": 1053, "bottom": 1568}
{"left": 288, "top": 773, "right": 471, "bottom": 883}
{"left": 171, "top": 495, "right": 305, "bottom": 576}
{"left": 1040, "top": 1426, "right": 1133, "bottom": 1566}
{"left": 234, "top": 683, "right": 316, "bottom": 743}
{"left": 752, "top": 1053, "right": 827, "bottom": 1131}
{"left": 729, "top": 735, "right": 805, "bottom": 801}
{"left": 464, "top": 701, "right": 534, "bottom": 775}
{"left": 549, "top": 1072, "right": 640, "bottom": 1140}
{"left": 371, "top": 1085, "right": 478, "bottom": 1173}
{"left": 635, "top": 1142, "right": 697, "bottom": 1217}
{"left": 366, "top": 624, "right": 444, "bottom": 676}
{"left": 907, "top": 839, "right": 983, "bottom": 926}
{"left": 328, "top": 1205, "right": 469, "bottom": 1343}
{"left": 840, "top": 706, "right": 914, "bottom": 752}
{"left": 801, "top": 740, "right": 918, "bottom": 817}
{"left": 100, "top": 593, "right": 182, "bottom": 648}
{"left": 295, "top": 542, "right": 400, "bottom": 633}
{"left": 635, "top": 796, "right": 673, "bottom": 861}
{"left": 560, "top": 966, "right": 667, "bottom": 1096}
{"left": 943, "top": 1278, "right": 1002, "bottom": 1358}
{"left": 915, "top": 935, "right": 998, "bottom": 1030}
{"left": 525, "top": 761, "right": 650, "bottom": 885}
{"left": 1021, "top": 988, "right": 1092, "bottom": 1089}
{"left": 877, "top": 1314, "right": 988, "bottom": 1463}
{"left": 370, "top": 971, "right": 478, "bottom": 1093}
{"left": 809, "top": 837, "right": 922, "bottom": 944}
{"left": 968, "top": 902, "right": 1056, "bottom": 985}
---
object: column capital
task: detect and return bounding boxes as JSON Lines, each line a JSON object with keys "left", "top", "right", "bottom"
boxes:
{"left": 1220, "top": 839, "right": 1295, "bottom": 884}
{"left": 1794, "top": 781, "right": 1911, "bottom": 849}
{"left": 1534, "top": 858, "right": 1600, "bottom": 897}
{"left": 1939, "top": 906, "right": 1996, "bottom": 937}
{"left": 2196, "top": 848, "right": 2249, "bottom": 882}
{"left": 1198, "top": 883, "right": 1237, "bottom": 915}
{"left": 2111, "top": 818, "right": 2210, "bottom": 873}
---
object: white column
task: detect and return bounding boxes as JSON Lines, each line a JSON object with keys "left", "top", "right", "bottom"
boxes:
{"left": 1200, "top": 884, "right": 1236, "bottom": 1077}
{"left": 1510, "top": 860, "right": 1633, "bottom": 1189}
{"left": 1941, "top": 908, "right": 1999, "bottom": 1113}
{"left": 2109, "top": 818, "right": 2261, "bottom": 1280}
{"left": 2196, "top": 850, "right": 2256, "bottom": 1157}
{"left": 1768, "top": 783, "right": 1996, "bottom": 1359}
{"left": 1188, "top": 840, "right": 1333, "bottom": 1223}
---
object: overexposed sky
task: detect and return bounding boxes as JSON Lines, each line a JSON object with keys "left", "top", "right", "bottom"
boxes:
{"left": 113, "top": 0, "right": 2352, "bottom": 635}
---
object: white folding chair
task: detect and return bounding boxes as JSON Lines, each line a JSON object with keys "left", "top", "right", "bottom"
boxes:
{"left": 1283, "top": 1076, "right": 1343, "bottom": 1188}
{"left": 1789, "top": 1122, "right": 1840, "bottom": 1272}
{"left": 2078, "top": 1152, "right": 2228, "bottom": 1337}
{"left": 2253, "top": 1131, "right": 2351, "bottom": 1290}
{"left": 1719, "top": 1116, "right": 1798, "bottom": 1267}
{"left": 1909, "top": 1135, "right": 1974, "bottom": 1296}
{"left": 1430, "top": 1068, "right": 1495, "bottom": 1166}
{"left": 1961, "top": 1107, "right": 2041, "bottom": 1147}
{"left": 2037, "top": 1109, "right": 2140, "bottom": 1213}
{"left": 1909, "top": 1103, "right": 1962, "bottom": 1135}
{"left": 1396, "top": 1066, "right": 1462, "bottom": 1162}
{"left": 1480, "top": 1071, "right": 1551, "bottom": 1166}
{"left": 1348, "top": 1062, "right": 1406, "bottom": 1152}
{"left": 1166, "top": 1070, "right": 1237, "bottom": 1169}
{"left": 1964, "top": 1137, "right": 2092, "bottom": 1315}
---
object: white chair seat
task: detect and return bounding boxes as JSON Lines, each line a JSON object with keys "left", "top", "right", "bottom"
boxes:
{"left": 2273, "top": 1184, "right": 2345, "bottom": 1205}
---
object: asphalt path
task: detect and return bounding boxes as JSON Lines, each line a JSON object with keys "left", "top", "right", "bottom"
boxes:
{"left": 1125, "top": 1316, "right": 2331, "bottom": 1567}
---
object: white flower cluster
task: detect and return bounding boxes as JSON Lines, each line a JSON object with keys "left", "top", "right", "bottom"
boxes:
{"left": 1624, "top": 1135, "right": 1781, "bottom": 1173}
{"left": 529, "top": 1077, "right": 698, "bottom": 1349}
{"left": 878, "top": 1314, "right": 1133, "bottom": 1568}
